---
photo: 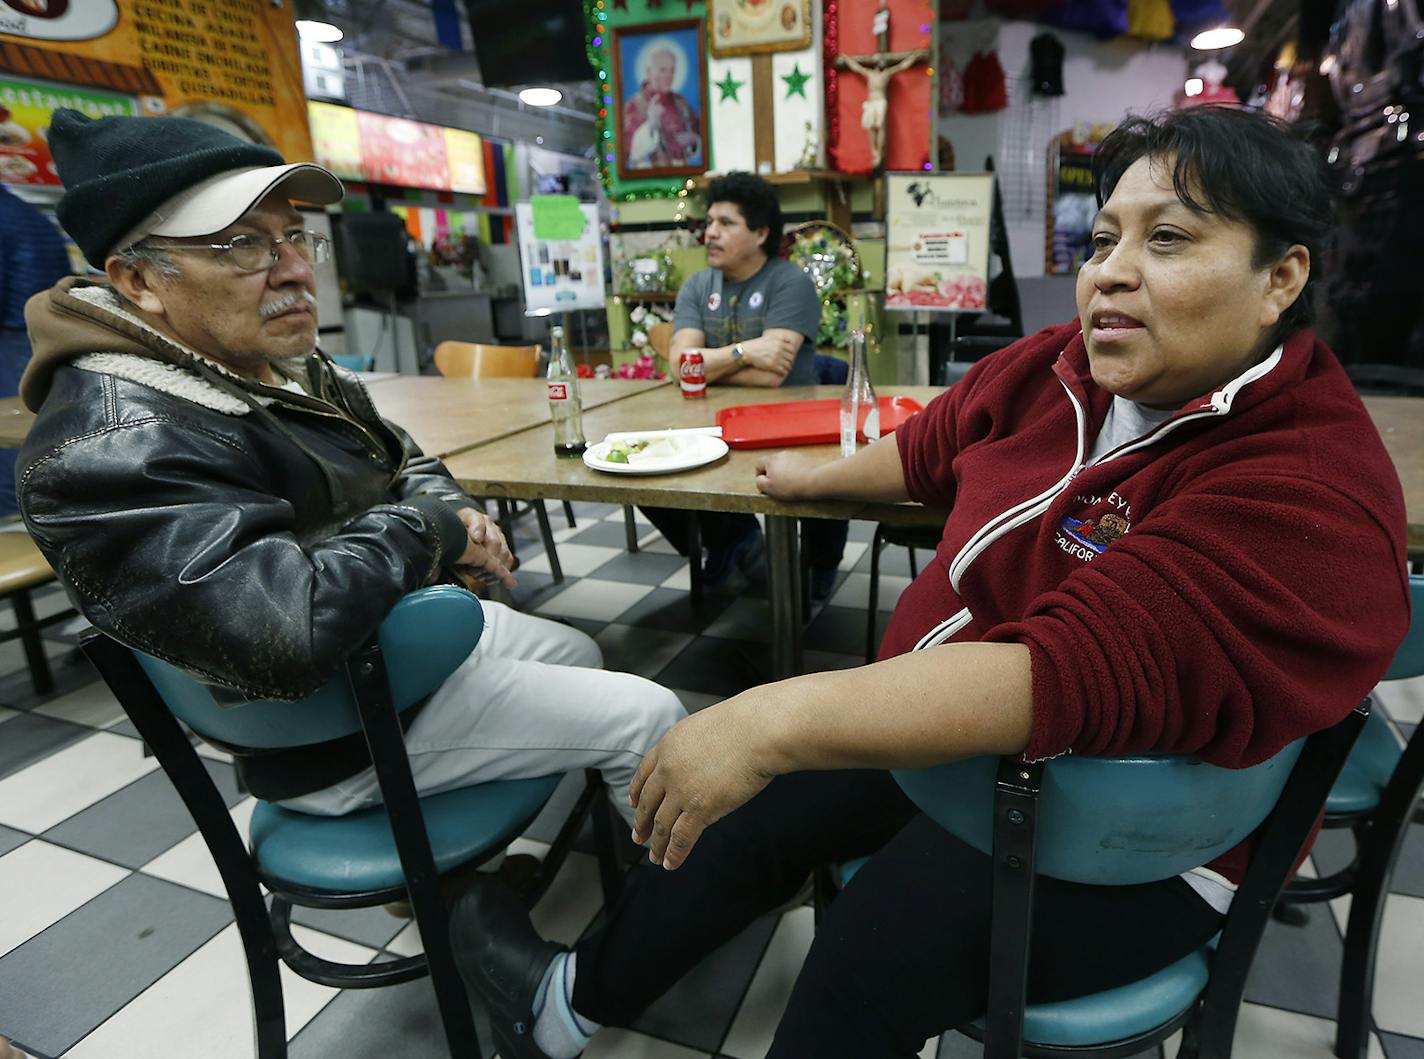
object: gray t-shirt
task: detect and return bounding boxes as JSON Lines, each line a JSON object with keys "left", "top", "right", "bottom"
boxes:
{"left": 1088, "top": 396, "right": 1175, "bottom": 463}
{"left": 673, "top": 257, "right": 821, "bottom": 385}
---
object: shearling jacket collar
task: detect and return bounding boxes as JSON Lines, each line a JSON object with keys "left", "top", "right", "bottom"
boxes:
{"left": 19, "top": 276, "right": 326, "bottom": 416}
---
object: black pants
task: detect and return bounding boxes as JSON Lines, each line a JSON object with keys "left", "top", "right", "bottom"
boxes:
{"left": 572, "top": 771, "right": 1223, "bottom": 1057}
{"left": 640, "top": 507, "right": 849, "bottom": 569}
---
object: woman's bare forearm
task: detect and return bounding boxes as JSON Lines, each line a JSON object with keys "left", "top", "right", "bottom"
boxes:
{"left": 756, "top": 435, "right": 911, "bottom": 504}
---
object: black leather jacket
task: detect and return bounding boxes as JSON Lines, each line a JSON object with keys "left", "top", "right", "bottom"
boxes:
{"left": 18, "top": 280, "right": 474, "bottom": 715}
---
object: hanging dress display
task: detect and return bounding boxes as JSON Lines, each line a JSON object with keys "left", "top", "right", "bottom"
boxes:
{"left": 961, "top": 49, "right": 1008, "bottom": 113}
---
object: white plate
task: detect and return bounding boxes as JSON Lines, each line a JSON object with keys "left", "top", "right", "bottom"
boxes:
{"left": 583, "top": 434, "right": 730, "bottom": 475}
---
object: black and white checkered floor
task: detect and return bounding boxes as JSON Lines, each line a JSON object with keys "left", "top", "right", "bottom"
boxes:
{"left": 1, "top": 503, "right": 1421, "bottom": 1059}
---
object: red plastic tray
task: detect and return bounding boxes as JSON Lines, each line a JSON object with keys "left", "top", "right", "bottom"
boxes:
{"left": 716, "top": 396, "right": 925, "bottom": 449}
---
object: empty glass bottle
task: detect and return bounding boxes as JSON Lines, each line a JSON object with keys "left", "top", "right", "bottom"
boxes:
{"left": 839, "top": 329, "right": 879, "bottom": 458}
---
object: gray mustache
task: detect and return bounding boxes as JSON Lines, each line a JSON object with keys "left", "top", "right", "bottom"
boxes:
{"left": 259, "top": 291, "right": 318, "bottom": 318}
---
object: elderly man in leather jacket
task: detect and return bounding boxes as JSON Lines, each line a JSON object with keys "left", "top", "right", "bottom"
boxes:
{"left": 16, "top": 110, "right": 683, "bottom": 818}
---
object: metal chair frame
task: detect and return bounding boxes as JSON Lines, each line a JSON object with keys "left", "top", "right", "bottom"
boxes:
{"left": 814, "top": 709, "right": 1367, "bottom": 1058}
{"left": 82, "top": 629, "right": 622, "bottom": 1059}
{"left": 1274, "top": 573, "right": 1424, "bottom": 1058}
{"left": 0, "top": 581, "right": 74, "bottom": 695}
{"left": 865, "top": 521, "right": 943, "bottom": 662}
{"left": 961, "top": 707, "right": 1367, "bottom": 1059}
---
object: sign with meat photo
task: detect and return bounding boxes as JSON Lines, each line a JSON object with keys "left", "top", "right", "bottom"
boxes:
{"left": 883, "top": 172, "right": 993, "bottom": 313}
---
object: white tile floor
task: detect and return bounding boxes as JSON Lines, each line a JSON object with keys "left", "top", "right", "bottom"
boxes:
{"left": 1, "top": 507, "right": 1420, "bottom": 1059}
{"left": 0, "top": 731, "right": 160, "bottom": 833}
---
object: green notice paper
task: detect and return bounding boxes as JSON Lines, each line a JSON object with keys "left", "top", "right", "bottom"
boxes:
{"left": 530, "top": 195, "right": 585, "bottom": 241}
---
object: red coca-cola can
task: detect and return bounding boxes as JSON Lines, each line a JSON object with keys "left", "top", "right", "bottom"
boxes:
{"left": 680, "top": 350, "right": 707, "bottom": 398}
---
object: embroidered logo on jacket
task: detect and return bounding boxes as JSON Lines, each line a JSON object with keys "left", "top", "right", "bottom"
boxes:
{"left": 1056, "top": 512, "right": 1130, "bottom": 560}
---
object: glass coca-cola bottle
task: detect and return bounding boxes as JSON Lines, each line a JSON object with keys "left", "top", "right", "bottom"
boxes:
{"left": 546, "top": 325, "right": 586, "bottom": 457}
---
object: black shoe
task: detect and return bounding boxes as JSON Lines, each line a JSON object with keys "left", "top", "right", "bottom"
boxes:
{"left": 704, "top": 522, "right": 765, "bottom": 592}
{"left": 451, "top": 876, "right": 568, "bottom": 1059}
{"left": 810, "top": 565, "right": 838, "bottom": 602}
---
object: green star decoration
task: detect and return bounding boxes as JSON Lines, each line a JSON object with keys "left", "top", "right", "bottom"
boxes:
{"left": 782, "top": 63, "right": 811, "bottom": 99}
{"left": 715, "top": 70, "right": 745, "bottom": 103}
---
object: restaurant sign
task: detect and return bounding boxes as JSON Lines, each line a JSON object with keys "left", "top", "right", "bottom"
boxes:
{"left": 0, "top": 0, "right": 313, "bottom": 184}
{"left": 0, "top": 75, "right": 139, "bottom": 185}
{"left": 0, "top": 0, "right": 120, "bottom": 42}
{"left": 308, "top": 101, "right": 487, "bottom": 195}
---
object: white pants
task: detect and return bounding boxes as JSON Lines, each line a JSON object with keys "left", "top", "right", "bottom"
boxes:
{"left": 280, "top": 602, "right": 686, "bottom": 827}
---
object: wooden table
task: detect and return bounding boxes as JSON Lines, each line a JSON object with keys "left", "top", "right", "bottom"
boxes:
{"left": 447, "top": 386, "right": 1424, "bottom": 677}
{"left": 3, "top": 378, "right": 1420, "bottom": 662}
{"left": 445, "top": 385, "right": 947, "bottom": 678}
{"left": 366, "top": 376, "right": 668, "bottom": 459}
{"left": 1, "top": 377, "right": 667, "bottom": 458}
{"left": 1362, "top": 396, "right": 1424, "bottom": 555}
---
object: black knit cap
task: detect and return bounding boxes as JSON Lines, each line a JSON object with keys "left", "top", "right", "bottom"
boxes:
{"left": 50, "top": 108, "right": 286, "bottom": 268}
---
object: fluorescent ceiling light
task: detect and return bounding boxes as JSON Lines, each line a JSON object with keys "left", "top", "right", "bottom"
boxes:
{"left": 1190, "top": 26, "right": 1245, "bottom": 50}
{"left": 297, "top": 19, "right": 344, "bottom": 43}
{"left": 1184, "top": 78, "right": 1204, "bottom": 96}
{"left": 519, "top": 87, "right": 563, "bottom": 107}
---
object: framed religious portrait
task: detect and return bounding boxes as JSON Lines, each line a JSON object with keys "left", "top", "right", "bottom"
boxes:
{"left": 612, "top": 20, "right": 710, "bottom": 181}
{"left": 708, "top": 0, "right": 811, "bottom": 57}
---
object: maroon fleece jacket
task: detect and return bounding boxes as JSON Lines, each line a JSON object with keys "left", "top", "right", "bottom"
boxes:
{"left": 887, "top": 322, "right": 1411, "bottom": 884}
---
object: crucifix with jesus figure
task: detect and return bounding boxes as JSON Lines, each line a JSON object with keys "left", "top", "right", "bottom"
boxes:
{"left": 835, "top": 0, "right": 927, "bottom": 171}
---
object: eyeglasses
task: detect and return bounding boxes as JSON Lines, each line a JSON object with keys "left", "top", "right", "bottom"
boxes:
{"left": 151, "top": 230, "right": 332, "bottom": 273}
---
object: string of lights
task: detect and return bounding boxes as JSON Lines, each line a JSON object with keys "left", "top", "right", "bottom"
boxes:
{"left": 582, "top": 0, "right": 688, "bottom": 201}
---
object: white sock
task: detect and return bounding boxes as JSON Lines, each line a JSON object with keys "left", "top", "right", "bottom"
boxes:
{"left": 532, "top": 951, "right": 599, "bottom": 1058}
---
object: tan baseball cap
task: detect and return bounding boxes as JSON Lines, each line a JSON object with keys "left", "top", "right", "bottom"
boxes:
{"left": 114, "top": 162, "right": 344, "bottom": 250}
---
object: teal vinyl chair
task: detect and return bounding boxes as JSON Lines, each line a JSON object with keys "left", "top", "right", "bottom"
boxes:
{"left": 80, "top": 585, "right": 620, "bottom": 1059}
{"left": 1275, "top": 573, "right": 1424, "bottom": 1059}
{"left": 825, "top": 706, "right": 1366, "bottom": 1058}
{"left": 328, "top": 352, "right": 375, "bottom": 372}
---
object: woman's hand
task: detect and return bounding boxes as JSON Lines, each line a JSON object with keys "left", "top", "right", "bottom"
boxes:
{"left": 454, "top": 507, "right": 517, "bottom": 588}
{"left": 755, "top": 451, "right": 824, "bottom": 501}
{"left": 629, "top": 697, "right": 778, "bottom": 870}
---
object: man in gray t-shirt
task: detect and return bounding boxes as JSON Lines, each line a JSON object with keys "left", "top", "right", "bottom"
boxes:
{"left": 647, "top": 172, "right": 845, "bottom": 593}
{"left": 673, "top": 256, "right": 820, "bottom": 386}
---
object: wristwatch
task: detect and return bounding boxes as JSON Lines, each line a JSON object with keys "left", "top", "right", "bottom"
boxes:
{"left": 732, "top": 342, "right": 745, "bottom": 363}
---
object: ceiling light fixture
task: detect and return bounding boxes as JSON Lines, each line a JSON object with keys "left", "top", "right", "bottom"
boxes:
{"left": 1190, "top": 26, "right": 1245, "bottom": 50}
{"left": 519, "top": 87, "right": 564, "bottom": 107}
{"left": 296, "top": 19, "right": 344, "bottom": 43}
{"left": 1184, "top": 78, "right": 1204, "bottom": 96}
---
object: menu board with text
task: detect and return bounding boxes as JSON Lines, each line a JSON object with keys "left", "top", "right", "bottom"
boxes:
{"left": 0, "top": 0, "right": 312, "bottom": 177}
{"left": 308, "top": 101, "right": 487, "bottom": 195}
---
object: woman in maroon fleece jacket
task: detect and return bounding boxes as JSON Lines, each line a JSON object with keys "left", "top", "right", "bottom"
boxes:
{"left": 455, "top": 108, "right": 1411, "bottom": 1059}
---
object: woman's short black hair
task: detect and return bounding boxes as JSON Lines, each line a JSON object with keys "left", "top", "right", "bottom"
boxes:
{"left": 703, "top": 171, "right": 783, "bottom": 256}
{"left": 1094, "top": 105, "right": 1335, "bottom": 347}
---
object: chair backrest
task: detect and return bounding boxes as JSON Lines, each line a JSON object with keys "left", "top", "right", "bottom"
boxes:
{"left": 0, "top": 531, "right": 57, "bottom": 594}
{"left": 930, "top": 708, "right": 1366, "bottom": 1058}
{"left": 813, "top": 353, "right": 849, "bottom": 386}
{"left": 647, "top": 322, "right": 674, "bottom": 359}
{"left": 893, "top": 742, "right": 1304, "bottom": 886}
{"left": 328, "top": 352, "right": 375, "bottom": 372}
{"left": 133, "top": 585, "right": 484, "bottom": 750}
{"left": 1384, "top": 573, "right": 1424, "bottom": 681}
{"left": 433, "top": 341, "right": 540, "bottom": 379}
{"left": 1330, "top": 573, "right": 1424, "bottom": 797}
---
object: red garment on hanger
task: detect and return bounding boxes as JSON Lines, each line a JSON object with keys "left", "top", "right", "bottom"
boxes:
{"left": 961, "top": 50, "right": 1008, "bottom": 113}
